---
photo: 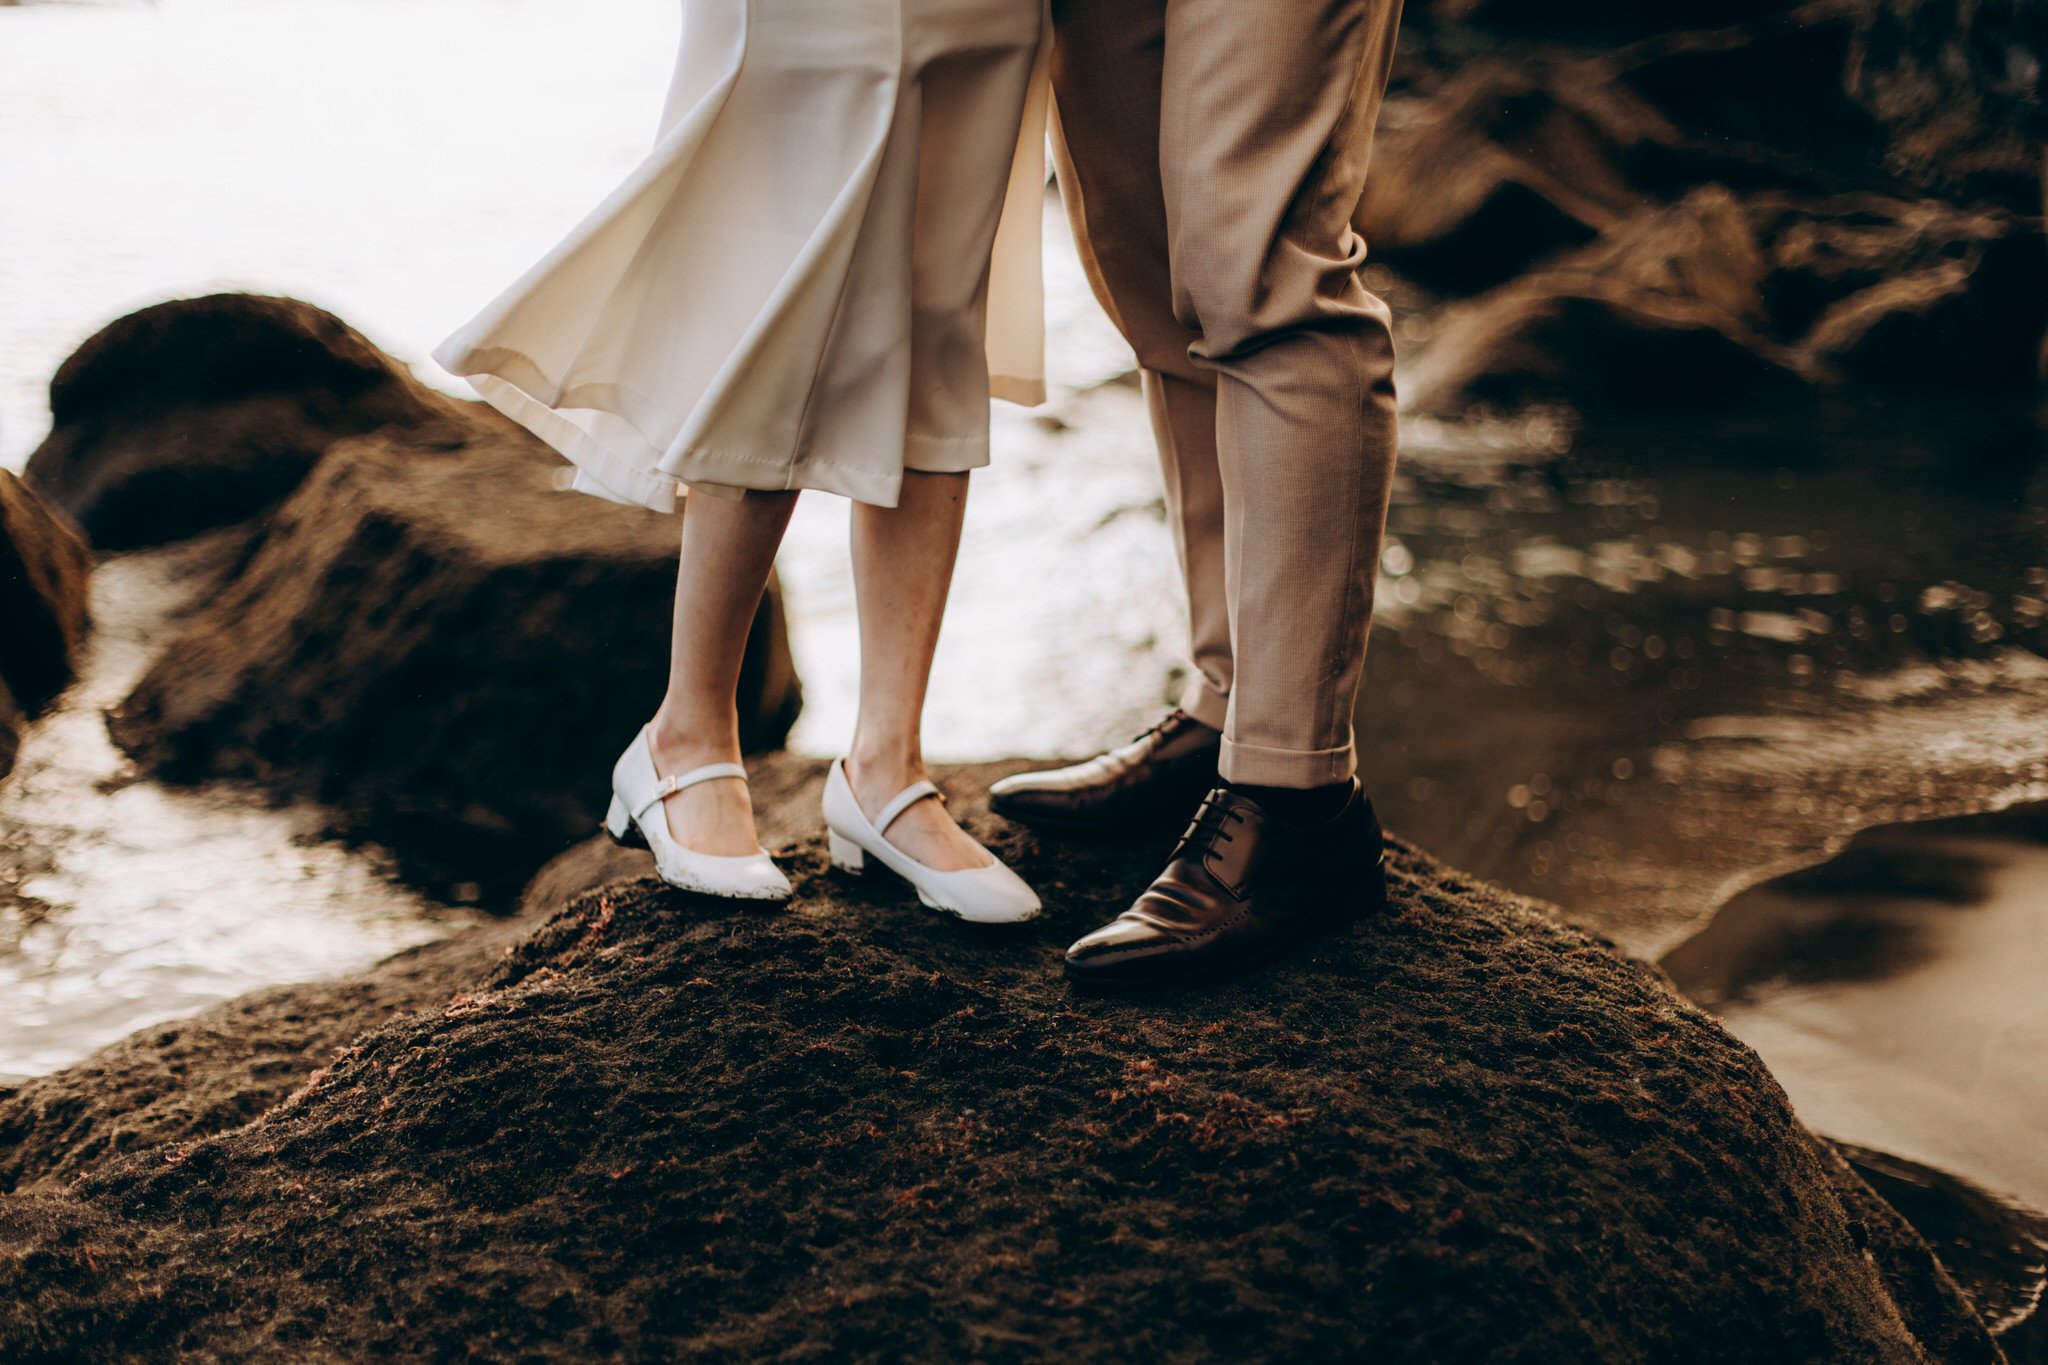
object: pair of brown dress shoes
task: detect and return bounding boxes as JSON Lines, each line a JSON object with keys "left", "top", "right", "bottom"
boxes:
{"left": 988, "top": 710, "right": 1388, "bottom": 989}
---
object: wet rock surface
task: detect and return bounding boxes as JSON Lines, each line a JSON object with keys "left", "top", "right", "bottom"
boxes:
{"left": 1402, "top": 186, "right": 2044, "bottom": 411}
{"left": 12, "top": 290, "right": 802, "bottom": 908}
{"left": 21, "top": 294, "right": 450, "bottom": 551}
{"left": 1373, "top": 1, "right": 2048, "bottom": 410}
{"left": 0, "top": 469, "right": 92, "bottom": 716}
{"left": 0, "top": 760, "right": 2001, "bottom": 1361}
{"left": 0, "top": 469, "right": 92, "bottom": 779}
{"left": 69, "top": 295, "right": 801, "bottom": 906}
{"left": 1841, "top": 1144, "right": 2048, "bottom": 1364}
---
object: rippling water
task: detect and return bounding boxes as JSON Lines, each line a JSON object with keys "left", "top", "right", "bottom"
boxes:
{"left": 5, "top": 0, "right": 2047, "bottom": 1334}
{"left": 0, "top": 530, "right": 485, "bottom": 1083}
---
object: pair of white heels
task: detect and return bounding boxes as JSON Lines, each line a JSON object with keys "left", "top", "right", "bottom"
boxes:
{"left": 602, "top": 724, "right": 1039, "bottom": 924}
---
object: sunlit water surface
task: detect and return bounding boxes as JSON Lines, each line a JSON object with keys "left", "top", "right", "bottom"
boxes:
{"left": 0, "top": 533, "right": 485, "bottom": 1082}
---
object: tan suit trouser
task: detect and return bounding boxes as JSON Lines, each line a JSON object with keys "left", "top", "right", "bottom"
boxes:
{"left": 1048, "top": 0, "right": 1404, "bottom": 787}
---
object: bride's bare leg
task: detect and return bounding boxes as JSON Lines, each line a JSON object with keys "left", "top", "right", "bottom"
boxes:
{"left": 648, "top": 487, "right": 800, "bottom": 856}
{"left": 847, "top": 468, "right": 992, "bottom": 872}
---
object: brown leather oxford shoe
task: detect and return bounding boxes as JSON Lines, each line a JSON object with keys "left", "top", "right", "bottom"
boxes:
{"left": 1063, "top": 777, "right": 1387, "bottom": 990}
{"left": 988, "top": 708, "right": 1222, "bottom": 833}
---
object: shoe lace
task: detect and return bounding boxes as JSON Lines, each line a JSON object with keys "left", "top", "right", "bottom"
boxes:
{"left": 1173, "top": 788, "right": 1243, "bottom": 860}
{"left": 1131, "top": 708, "right": 1190, "bottom": 745}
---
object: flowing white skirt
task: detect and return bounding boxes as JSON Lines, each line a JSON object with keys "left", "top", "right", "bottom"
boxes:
{"left": 432, "top": 0, "right": 1049, "bottom": 511}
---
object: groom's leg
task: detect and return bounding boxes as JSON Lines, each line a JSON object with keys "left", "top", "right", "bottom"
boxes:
{"left": 1058, "top": 0, "right": 1404, "bottom": 989}
{"left": 1140, "top": 371, "right": 1230, "bottom": 730}
{"left": 1159, "top": 0, "right": 1404, "bottom": 787}
{"left": 1047, "top": 0, "right": 1231, "bottom": 732}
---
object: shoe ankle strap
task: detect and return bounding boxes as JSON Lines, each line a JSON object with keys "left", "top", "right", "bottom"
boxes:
{"left": 634, "top": 761, "right": 748, "bottom": 820}
{"left": 875, "top": 779, "right": 941, "bottom": 836}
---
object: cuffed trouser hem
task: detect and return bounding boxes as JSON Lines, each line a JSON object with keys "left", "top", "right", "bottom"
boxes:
{"left": 1178, "top": 675, "right": 1231, "bottom": 734}
{"left": 1220, "top": 735, "right": 1357, "bottom": 788}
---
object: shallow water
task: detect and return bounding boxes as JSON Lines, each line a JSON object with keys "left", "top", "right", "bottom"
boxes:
{"left": 0, "top": 531, "right": 484, "bottom": 1084}
{"left": 1360, "top": 393, "right": 2048, "bottom": 955}
{"left": 4, "top": 0, "right": 2048, "bottom": 1336}
{"left": 1357, "top": 388, "right": 2048, "bottom": 1221}
{"left": 1667, "top": 807, "right": 2048, "bottom": 1210}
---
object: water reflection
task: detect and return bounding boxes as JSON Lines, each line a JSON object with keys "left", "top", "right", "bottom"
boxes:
{"left": 1357, "top": 385, "right": 2048, "bottom": 1239}
{"left": 1664, "top": 806, "right": 2048, "bottom": 1213}
{"left": 0, "top": 532, "right": 483, "bottom": 1084}
{"left": 1360, "top": 387, "right": 2048, "bottom": 957}
{"left": 1842, "top": 1143, "right": 2048, "bottom": 1361}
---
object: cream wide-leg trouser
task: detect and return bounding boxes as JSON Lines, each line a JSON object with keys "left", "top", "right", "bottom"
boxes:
{"left": 1047, "top": 0, "right": 1405, "bottom": 788}
{"left": 434, "top": 0, "right": 1051, "bottom": 512}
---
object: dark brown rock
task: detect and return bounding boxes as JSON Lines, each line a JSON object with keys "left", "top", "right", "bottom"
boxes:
{"left": 1404, "top": 187, "right": 1806, "bottom": 411}
{"left": 22, "top": 294, "right": 450, "bottom": 551}
{"left": 0, "top": 469, "right": 93, "bottom": 779}
{"left": 1848, "top": 0, "right": 2048, "bottom": 207}
{"left": 1360, "top": 65, "right": 1654, "bottom": 292}
{"left": 0, "top": 680, "right": 21, "bottom": 783}
{"left": 1789, "top": 200, "right": 2048, "bottom": 384}
{"left": 1371, "top": 1, "right": 2048, "bottom": 402}
{"left": 1836, "top": 1143, "right": 2048, "bottom": 1365}
{"left": 0, "top": 918, "right": 536, "bottom": 1199}
{"left": 1371, "top": 5, "right": 1904, "bottom": 284}
{"left": 1403, "top": 184, "right": 2046, "bottom": 410}
{"left": 0, "top": 752, "right": 835, "bottom": 1199}
{"left": 1604, "top": 3, "right": 1895, "bottom": 194}
{"left": 0, "top": 760, "right": 2000, "bottom": 1360}
{"left": 101, "top": 398, "right": 802, "bottom": 908}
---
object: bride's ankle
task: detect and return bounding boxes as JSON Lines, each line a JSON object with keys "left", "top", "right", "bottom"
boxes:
{"left": 846, "top": 745, "right": 926, "bottom": 799}
{"left": 646, "top": 712, "right": 742, "bottom": 773}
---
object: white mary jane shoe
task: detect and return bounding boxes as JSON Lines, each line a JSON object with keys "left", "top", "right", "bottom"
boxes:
{"left": 821, "top": 757, "right": 1040, "bottom": 924}
{"left": 601, "top": 723, "right": 792, "bottom": 901}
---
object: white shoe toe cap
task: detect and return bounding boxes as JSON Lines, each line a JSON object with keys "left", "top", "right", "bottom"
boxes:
{"left": 652, "top": 846, "right": 793, "bottom": 901}
{"left": 925, "top": 859, "right": 1041, "bottom": 924}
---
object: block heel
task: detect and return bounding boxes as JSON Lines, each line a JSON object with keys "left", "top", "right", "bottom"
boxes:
{"left": 603, "top": 793, "right": 646, "bottom": 848}
{"left": 828, "top": 830, "right": 867, "bottom": 873}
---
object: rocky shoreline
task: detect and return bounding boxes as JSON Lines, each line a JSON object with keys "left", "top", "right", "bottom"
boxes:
{"left": 0, "top": 468, "right": 91, "bottom": 782}
{"left": 0, "top": 759, "right": 2007, "bottom": 1360}
{"left": 3, "top": 0, "right": 2044, "bottom": 1343}
{"left": 0, "top": 323, "right": 2021, "bottom": 1344}
{"left": 19, "top": 294, "right": 801, "bottom": 907}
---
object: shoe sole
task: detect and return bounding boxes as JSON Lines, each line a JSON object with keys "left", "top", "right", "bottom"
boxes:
{"left": 599, "top": 796, "right": 791, "bottom": 902}
{"left": 828, "top": 829, "right": 1037, "bottom": 926}
{"left": 1063, "top": 858, "right": 1390, "bottom": 993}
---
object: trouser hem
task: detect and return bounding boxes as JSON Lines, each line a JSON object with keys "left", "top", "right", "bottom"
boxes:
{"left": 1177, "top": 675, "right": 1231, "bottom": 733}
{"left": 1220, "top": 736, "right": 1356, "bottom": 787}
